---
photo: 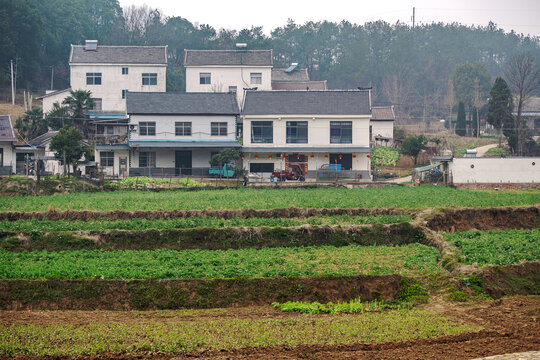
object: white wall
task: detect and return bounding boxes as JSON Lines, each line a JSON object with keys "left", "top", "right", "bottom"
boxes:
{"left": 185, "top": 66, "right": 272, "bottom": 107}
{"left": 0, "top": 143, "right": 15, "bottom": 173}
{"left": 371, "top": 120, "right": 394, "bottom": 140}
{"left": 243, "top": 152, "right": 370, "bottom": 173}
{"left": 129, "top": 114, "right": 237, "bottom": 142}
{"left": 41, "top": 90, "right": 72, "bottom": 115}
{"left": 96, "top": 150, "right": 129, "bottom": 177}
{"left": 70, "top": 64, "right": 166, "bottom": 111}
{"left": 131, "top": 148, "right": 218, "bottom": 168}
{"left": 450, "top": 157, "right": 540, "bottom": 183}
{"left": 243, "top": 116, "right": 371, "bottom": 148}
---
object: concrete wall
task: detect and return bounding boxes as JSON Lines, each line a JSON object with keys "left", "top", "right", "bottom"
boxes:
{"left": 129, "top": 114, "right": 237, "bottom": 142}
{"left": 243, "top": 116, "right": 371, "bottom": 148}
{"left": 371, "top": 120, "right": 394, "bottom": 140}
{"left": 42, "top": 90, "right": 72, "bottom": 115}
{"left": 70, "top": 64, "right": 166, "bottom": 111}
{"left": 450, "top": 157, "right": 540, "bottom": 184}
{"left": 130, "top": 147, "right": 219, "bottom": 169}
{"left": 96, "top": 150, "right": 129, "bottom": 177}
{"left": 0, "top": 142, "right": 15, "bottom": 174}
{"left": 185, "top": 66, "right": 272, "bottom": 107}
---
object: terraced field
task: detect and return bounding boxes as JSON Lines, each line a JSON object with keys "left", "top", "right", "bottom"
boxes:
{"left": 0, "top": 186, "right": 538, "bottom": 359}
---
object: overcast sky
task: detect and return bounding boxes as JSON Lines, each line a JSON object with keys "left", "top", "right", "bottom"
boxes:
{"left": 118, "top": 0, "right": 540, "bottom": 37}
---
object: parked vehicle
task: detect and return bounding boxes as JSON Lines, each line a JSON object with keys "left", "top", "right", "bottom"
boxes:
{"left": 272, "top": 164, "right": 305, "bottom": 181}
{"left": 209, "top": 163, "right": 235, "bottom": 178}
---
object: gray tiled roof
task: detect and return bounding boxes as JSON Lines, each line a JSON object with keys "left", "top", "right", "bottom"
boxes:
{"left": 371, "top": 106, "right": 395, "bottom": 121}
{"left": 0, "top": 115, "right": 16, "bottom": 141}
{"left": 271, "top": 81, "right": 327, "bottom": 91}
{"left": 126, "top": 92, "right": 240, "bottom": 115}
{"left": 243, "top": 91, "right": 371, "bottom": 116}
{"left": 28, "top": 131, "right": 58, "bottom": 147}
{"left": 70, "top": 45, "right": 167, "bottom": 64}
{"left": 184, "top": 50, "right": 273, "bottom": 66}
{"left": 271, "top": 68, "right": 309, "bottom": 82}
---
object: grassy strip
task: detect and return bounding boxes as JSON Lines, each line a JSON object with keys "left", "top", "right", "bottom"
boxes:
{"left": 272, "top": 298, "right": 412, "bottom": 314}
{"left": 444, "top": 229, "right": 540, "bottom": 266}
{"left": 0, "top": 215, "right": 411, "bottom": 232}
{"left": 0, "top": 275, "right": 404, "bottom": 310}
{"left": 0, "top": 244, "right": 442, "bottom": 279}
{"left": 0, "top": 310, "right": 478, "bottom": 356}
{"left": 0, "top": 223, "right": 424, "bottom": 252}
{"left": 0, "top": 187, "right": 538, "bottom": 211}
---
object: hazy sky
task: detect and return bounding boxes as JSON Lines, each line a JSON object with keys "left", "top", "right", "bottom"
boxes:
{"left": 118, "top": 0, "right": 540, "bottom": 37}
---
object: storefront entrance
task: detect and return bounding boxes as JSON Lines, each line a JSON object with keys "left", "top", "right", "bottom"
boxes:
{"left": 329, "top": 153, "right": 352, "bottom": 170}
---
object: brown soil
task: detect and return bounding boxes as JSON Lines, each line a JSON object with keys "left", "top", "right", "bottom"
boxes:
{"left": 479, "top": 262, "right": 540, "bottom": 299}
{"left": 0, "top": 206, "right": 410, "bottom": 221}
{"left": 2, "top": 296, "right": 538, "bottom": 360}
{"left": 424, "top": 206, "right": 540, "bottom": 233}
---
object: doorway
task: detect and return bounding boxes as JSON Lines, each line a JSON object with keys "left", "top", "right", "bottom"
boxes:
{"left": 329, "top": 153, "right": 352, "bottom": 170}
{"left": 175, "top": 150, "right": 192, "bottom": 175}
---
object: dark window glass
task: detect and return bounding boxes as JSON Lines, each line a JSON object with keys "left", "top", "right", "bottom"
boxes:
{"left": 200, "top": 73, "right": 211, "bottom": 84}
{"left": 122, "top": 90, "right": 128, "bottom": 99}
{"left": 139, "top": 152, "right": 156, "bottom": 168}
{"left": 142, "top": 73, "right": 157, "bottom": 85}
{"left": 139, "top": 122, "right": 156, "bottom": 136}
{"left": 251, "top": 121, "right": 273, "bottom": 143}
{"left": 330, "top": 121, "right": 352, "bottom": 143}
{"left": 211, "top": 122, "right": 227, "bottom": 136}
{"left": 86, "top": 73, "right": 102, "bottom": 85}
{"left": 175, "top": 122, "right": 192, "bottom": 136}
{"left": 100, "top": 152, "right": 114, "bottom": 167}
{"left": 250, "top": 163, "right": 274, "bottom": 173}
{"left": 122, "top": 67, "right": 128, "bottom": 75}
{"left": 286, "top": 121, "right": 308, "bottom": 143}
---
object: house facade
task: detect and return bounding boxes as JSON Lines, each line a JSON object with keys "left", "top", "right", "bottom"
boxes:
{"left": 242, "top": 91, "right": 372, "bottom": 180}
{"left": 113, "top": 92, "right": 241, "bottom": 177}
{"left": 370, "top": 106, "right": 395, "bottom": 145}
{"left": 184, "top": 49, "right": 273, "bottom": 107}
{"left": 0, "top": 115, "right": 16, "bottom": 175}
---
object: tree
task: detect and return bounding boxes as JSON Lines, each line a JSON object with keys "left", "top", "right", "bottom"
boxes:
{"left": 472, "top": 107, "right": 478, "bottom": 137}
{"left": 62, "top": 90, "right": 94, "bottom": 137}
{"left": 46, "top": 102, "right": 71, "bottom": 130}
{"left": 452, "top": 63, "right": 491, "bottom": 129}
{"left": 15, "top": 108, "right": 47, "bottom": 142}
{"left": 505, "top": 52, "right": 540, "bottom": 155}
{"left": 487, "top": 77, "right": 513, "bottom": 147}
{"left": 209, "top": 148, "right": 241, "bottom": 179}
{"left": 400, "top": 135, "right": 427, "bottom": 165}
{"left": 455, "top": 101, "right": 466, "bottom": 136}
{"left": 49, "top": 126, "right": 89, "bottom": 177}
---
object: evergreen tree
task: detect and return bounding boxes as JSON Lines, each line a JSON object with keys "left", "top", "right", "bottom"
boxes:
{"left": 472, "top": 107, "right": 478, "bottom": 137}
{"left": 487, "top": 77, "right": 514, "bottom": 148}
{"left": 49, "top": 126, "right": 90, "bottom": 177}
{"left": 455, "top": 102, "right": 466, "bottom": 136}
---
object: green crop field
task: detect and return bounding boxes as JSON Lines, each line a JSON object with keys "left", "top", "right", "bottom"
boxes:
{"left": 0, "top": 214, "right": 410, "bottom": 232}
{"left": 0, "top": 187, "right": 538, "bottom": 211}
{"left": 0, "top": 309, "right": 477, "bottom": 356}
{"left": 0, "top": 244, "right": 442, "bottom": 279}
{"left": 444, "top": 229, "right": 540, "bottom": 266}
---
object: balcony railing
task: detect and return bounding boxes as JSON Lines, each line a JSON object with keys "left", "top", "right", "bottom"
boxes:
{"left": 92, "top": 134, "right": 128, "bottom": 145}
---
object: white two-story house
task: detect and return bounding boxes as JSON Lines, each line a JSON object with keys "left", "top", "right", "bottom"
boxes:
{"left": 242, "top": 90, "right": 372, "bottom": 180}
{"left": 0, "top": 115, "right": 16, "bottom": 175}
{"left": 122, "top": 92, "right": 240, "bottom": 177}
{"left": 184, "top": 49, "right": 273, "bottom": 108}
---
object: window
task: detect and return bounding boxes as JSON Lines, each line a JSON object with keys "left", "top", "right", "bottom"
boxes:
{"left": 139, "top": 122, "right": 156, "bottom": 136}
{"left": 91, "top": 98, "right": 102, "bottom": 111}
{"left": 250, "top": 163, "right": 274, "bottom": 173}
{"left": 330, "top": 121, "right": 352, "bottom": 143}
{"left": 200, "top": 73, "right": 211, "bottom": 85}
{"left": 250, "top": 72, "right": 262, "bottom": 84}
{"left": 0, "top": 148, "right": 3, "bottom": 166}
{"left": 86, "top": 72, "right": 102, "bottom": 85}
{"left": 139, "top": 152, "right": 156, "bottom": 168}
{"left": 228, "top": 86, "right": 237, "bottom": 93}
{"left": 251, "top": 121, "right": 273, "bottom": 143}
{"left": 97, "top": 125, "right": 114, "bottom": 135}
{"left": 142, "top": 73, "right": 157, "bottom": 85}
{"left": 122, "top": 67, "right": 128, "bottom": 75}
{"left": 286, "top": 121, "right": 308, "bottom": 143}
{"left": 122, "top": 90, "right": 128, "bottom": 99}
{"left": 211, "top": 122, "right": 227, "bottom": 136}
{"left": 100, "top": 152, "right": 114, "bottom": 167}
{"left": 175, "top": 122, "right": 192, "bottom": 136}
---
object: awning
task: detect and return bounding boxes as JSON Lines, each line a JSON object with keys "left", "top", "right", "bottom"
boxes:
{"left": 414, "top": 163, "right": 441, "bottom": 172}
{"left": 129, "top": 140, "right": 241, "bottom": 148}
{"left": 242, "top": 146, "right": 370, "bottom": 153}
{"left": 96, "top": 144, "right": 130, "bottom": 150}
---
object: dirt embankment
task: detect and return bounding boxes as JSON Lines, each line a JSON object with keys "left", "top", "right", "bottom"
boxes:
{"left": 0, "top": 275, "right": 402, "bottom": 311}
{"left": 478, "top": 261, "right": 540, "bottom": 299}
{"left": 0, "top": 207, "right": 410, "bottom": 221}
{"left": 424, "top": 206, "right": 540, "bottom": 233}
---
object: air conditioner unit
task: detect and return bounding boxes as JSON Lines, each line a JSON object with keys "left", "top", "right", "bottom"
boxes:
{"left": 129, "top": 124, "right": 137, "bottom": 131}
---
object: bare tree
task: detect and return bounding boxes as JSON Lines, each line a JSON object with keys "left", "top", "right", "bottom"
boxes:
{"left": 505, "top": 52, "right": 540, "bottom": 155}
{"left": 472, "top": 78, "right": 486, "bottom": 138}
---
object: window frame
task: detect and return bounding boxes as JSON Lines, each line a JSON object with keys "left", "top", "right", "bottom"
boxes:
{"left": 139, "top": 151, "right": 156, "bottom": 168}
{"left": 286, "top": 121, "right": 308, "bottom": 144}
{"left": 175, "top": 122, "right": 192, "bottom": 136}
{"left": 100, "top": 151, "right": 114, "bottom": 167}
{"left": 250, "top": 72, "right": 262, "bottom": 84}
{"left": 211, "top": 122, "right": 227, "bottom": 136}
{"left": 330, "top": 121, "right": 353, "bottom": 144}
{"left": 86, "top": 72, "right": 102, "bottom": 85}
{"left": 97, "top": 125, "right": 114, "bottom": 135}
{"left": 122, "top": 89, "right": 128, "bottom": 99}
{"left": 228, "top": 86, "right": 237, "bottom": 93}
{"left": 139, "top": 122, "right": 156, "bottom": 136}
{"left": 200, "top": 72, "right": 211, "bottom": 85}
{"left": 141, "top": 73, "right": 157, "bottom": 86}
{"left": 122, "top": 67, "right": 128, "bottom": 75}
{"left": 91, "top": 98, "right": 102, "bottom": 111}
{"left": 251, "top": 121, "right": 273, "bottom": 144}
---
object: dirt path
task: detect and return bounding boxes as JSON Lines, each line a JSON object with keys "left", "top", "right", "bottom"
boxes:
{"left": 3, "top": 296, "right": 539, "bottom": 360}
{"left": 474, "top": 143, "right": 500, "bottom": 157}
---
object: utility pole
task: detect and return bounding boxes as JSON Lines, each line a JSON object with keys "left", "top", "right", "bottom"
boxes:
{"left": 10, "top": 59, "right": 15, "bottom": 105}
{"left": 412, "top": 7, "right": 415, "bottom": 29}
{"left": 50, "top": 66, "right": 54, "bottom": 90}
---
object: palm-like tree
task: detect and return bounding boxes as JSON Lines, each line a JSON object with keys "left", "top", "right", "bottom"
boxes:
{"left": 62, "top": 90, "right": 95, "bottom": 137}
{"left": 46, "top": 102, "right": 71, "bottom": 130}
